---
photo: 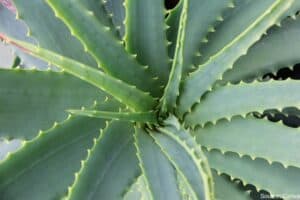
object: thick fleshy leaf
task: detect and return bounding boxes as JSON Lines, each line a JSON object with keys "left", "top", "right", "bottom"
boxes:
{"left": 68, "top": 109, "right": 157, "bottom": 124}
{"left": 186, "top": 80, "right": 300, "bottom": 126}
{"left": 0, "top": 68, "right": 111, "bottom": 140}
{"left": 13, "top": 0, "right": 96, "bottom": 67}
{"left": 213, "top": 171, "right": 251, "bottom": 200}
{"left": 198, "top": 0, "right": 300, "bottom": 64}
{"left": 166, "top": 0, "right": 182, "bottom": 59}
{"left": 46, "top": 0, "right": 162, "bottom": 97}
{"left": 0, "top": 5, "right": 45, "bottom": 67}
{"left": 169, "top": 0, "right": 233, "bottom": 77}
{"left": 82, "top": 0, "right": 119, "bottom": 38}
{"left": 204, "top": 148, "right": 300, "bottom": 198}
{"left": 160, "top": 0, "right": 187, "bottom": 113}
{"left": 134, "top": 127, "right": 180, "bottom": 200}
{"left": 104, "top": 0, "right": 125, "bottom": 38}
{"left": 0, "top": 116, "right": 107, "bottom": 200}
{"left": 178, "top": 0, "right": 300, "bottom": 116}
{"left": 194, "top": 116, "right": 300, "bottom": 168}
{"left": 67, "top": 121, "right": 139, "bottom": 200}
{"left": 125, "top": 0, "right": 170, "bottom": 85}
{"left": 0, "top": 36, "right": 157, "bottom": 111}
{"left": 123, "top": 175, "right": 151, "bottom": 200}
{"left": 152, "top": 116, "right": 214, "bottom": 200}
{"left": 176, "top": 172, "right": 196, "bottom": 200}
{"left": 223, "top": 15, "right": 300, "bottom": 83}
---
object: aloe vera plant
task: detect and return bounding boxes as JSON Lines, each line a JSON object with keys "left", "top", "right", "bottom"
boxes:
{"left": 1, "top": 0, "right": 300, "bottom": 199}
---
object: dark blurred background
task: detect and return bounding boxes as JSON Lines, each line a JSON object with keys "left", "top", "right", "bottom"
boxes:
{"left": 165, "top": 0, "right": 179, "bottom": 9}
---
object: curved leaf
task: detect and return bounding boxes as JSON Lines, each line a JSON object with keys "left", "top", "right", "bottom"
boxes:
{"left": 123, "top": 175, "right": 151, "bottom": 200}
{"left": 204, "top": 148, "right": 300, "bottom": 198}
{"left": 0, "top": 68, "right": 110, "bottom": 140}
{"left": 166, "top": 0, "right": 182, "bottom": 59}
{"left": 82, "top": 0, "right": 119, "bottom": 38}
{"left": 67, "top": 121, "right": 139, "bottom": 200}
{"left": 213, "top": 171, "right": 251, "bottom": 200}
{"left": 13, "top": 0, "right": 96, "bottom": 67}
{"left": 178, "top": 0, "right": 298, "bottom": 116}
{"left": 0, "top": 5, "right": 45, "bottom": 67}
{"left": 0, "top": 116, "right": 107, "bottom": 200}
{"left": 223, "top": 15, "right": 300, "bottom": 83}
{"left": 68, "top": 110, "right": 157, "bottom": 124}
{"left": 46, "top": 0, "right": 162, "bottom": 97}
{"left": 186, "top": 80, "right": 300, "bottom": 126}
{"left": 194, "top": 116, "right": 300, "bottom": 168}
{"left": 0, "top": 36, "right": 157, "bottom": 112}
{"left": 125, "top": 0, "right": 170, "bottom": 84}
{"left": 160, "top": 0, "right": 187, "bottom": 113}
{"left": 179, "top": 0, "right": 233, "bottom": 76}
{"left": 152, "top": 116, "right": 214, "bottom": 200}
{"left": 104, "top": 0, "right": 125, "bottom": 38}
{"left": 134, "top": 127, "right": 180, "bottom": 200}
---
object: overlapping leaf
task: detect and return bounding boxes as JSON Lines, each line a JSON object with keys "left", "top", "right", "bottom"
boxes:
{"left": 153, "top": 116, "right": 214, "bottom": 200}
{"left": 194, "top": 116, "right": 300, "bottom": 168}
{"left": 134, "top": 127, "right": 180, "bottom": 200}
{"left": 66, "top": 121, "right": 139, "bottom": 200}
{"left": 13, "top": 0, "right": 97, "bottom": 67}
{"left": 204, "top": 148, "right": 300, "bottom": 198}
{"left": 125, "top": 0, "right": 170, "bottom": 85}
{"left": 1, "top": 0, "right": 300, "bottom": 199}
{"left": 0, "top": 36, "right": 156, "bottom": 111}
{"left": 46, "top": 0, "right": 162, "bottom": 96}
{"left": 0, "top": 116, "right": 107, "bottom": 200}
{"left": 0, "top": 68, "right": 110, "bottom": 140}
{"left": 0, "top": 4, "right": 44, "bottom": 67}
{"left": 223, "top": 15, "right": 300, "bottom": 83}
{"left": 178, "top": 0, "right": 300, "bottom": 116}
{"left": 186, "top": 80, "right": 300, "bottom": 126}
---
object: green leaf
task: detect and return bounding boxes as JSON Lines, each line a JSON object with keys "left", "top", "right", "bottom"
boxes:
{"left": 123, "top": 175, "right": 150, "bottom": 200}
{"left": 204, "top": 148, "right": 300, "bottom": 198}
{"left": 186, "top": 80, "right": 300, "bottom": 126}
{"left": 134, "top": 126, "right": 181, "bottom": 200}
{"left": 0, "top": 68, "right": 112, "bottom": 140}
{"left": 13, "top": 0, "right": 97, "bottom": 67}
{"left": 194, "top": 116, "right": 300, "bottom": 168}
{"left": 82, "top": 0, "right": 120, "bottom": 39}
{"left": 0, "top": 116, "right": 107, "bottom": 200}
{"left": 178, "top": 0, "right": 298, "bottom": 116}
{"left": 223, "top": 15, "right": 300, "bottom": 83}
{"left": 68, "top": 109, "right": 157, "bottom": 124}
{"left": 160, "top": 0, "right": 187, "bottom": 113}
{"left": 0, "top": 36, "right": 157, "bottom": 112}
{"left": 197, "top": 0, "right": 269, "bottom": 64}
{"left": 197, "top": 0, "right": 300, "bottom": 64}
{"left": 125, "top": 0, "right": 170, "bottom": 85}
{"left": 180, "top": 0, "right": 234, "bottom": 76}
{"left": 0, "top": 5, "right": 45, "bottom": 67}
{"left": 104, "top": 0, "right": 125, "bottom": 38}
{"left": 213, "top": 171, "right": 251, "bottom": 200}
{"left": 46, "top": 0, "right": 162, "bottom": 97}
{"left": 66, "top": 121, "right": 140, "bottom": 200}
{"left": 166, "top": 0, "right": 182, "bottom": 59}
{"left": 152, "top": 116, "right": 214, "bottom": 200}
{"left": 176, "top": 172, "right": 196, "bottom": 200}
